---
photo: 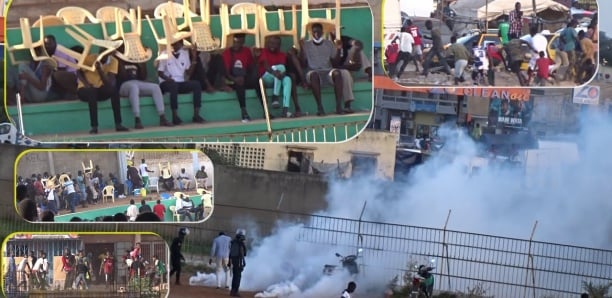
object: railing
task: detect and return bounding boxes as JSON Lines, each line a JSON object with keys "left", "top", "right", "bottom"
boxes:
{"left": 43, "top": 120, "right": 369, "bottom": 143}
{"left": 179, "top": 204, "right": 612, "bottom": 297}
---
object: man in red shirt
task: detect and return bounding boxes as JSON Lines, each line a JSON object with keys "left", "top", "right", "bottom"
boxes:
{"left": 100, "top": 251, "right": 114, "bottom": 288}
{"left": 221, "top": 34, "right": 262, "bottom": 123}
{"left": 385, "top": 38, "right": 400, "bottom": 78}
{"left": 153, "top": 199, "right": 166, "bottom": 221}
{"left": 406, "top": 19, "right": 423, "bottom": 64}
{"left": 255, "top": 35, "right": 302, "bottom": 118}
{"left": 535, "top": 51, "right": 555, "bottom": 85}
{"left": 61, "top": 248, "right": 76, "bottom": 290}
{"left": 486, "top": 43, "right": 507, "bottom": 70}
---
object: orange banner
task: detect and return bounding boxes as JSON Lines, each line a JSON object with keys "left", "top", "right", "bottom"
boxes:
{"left": 374, "top": 76, "right": 531, "bottom": 101}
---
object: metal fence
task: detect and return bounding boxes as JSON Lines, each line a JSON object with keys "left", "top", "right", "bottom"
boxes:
{"left": 38, "top": 120, "right": 368, "bottom": 143}
{"left": 3, "top": 239, "right": 168, "bottom": 298}
{"left": 182, "top": 205, "right": 612, "bottom": 298}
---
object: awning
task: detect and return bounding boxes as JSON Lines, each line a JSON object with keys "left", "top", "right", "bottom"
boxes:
{"left": 374, "top": 76, "right": 531, "bottom": 100}
{"left": 477, "top": 0, "right": 569, "bottom": 21}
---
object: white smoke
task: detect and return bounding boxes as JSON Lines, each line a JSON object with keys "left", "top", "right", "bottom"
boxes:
{"left": 226, "top": 110, "right": 612, "bottom": 296}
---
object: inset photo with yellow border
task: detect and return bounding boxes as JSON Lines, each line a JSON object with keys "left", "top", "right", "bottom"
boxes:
{"left": 15, "top": 150, "right": 214, "bottom": 223}
{"left": 2, "top": 232, "right": 169, "bottom": 297}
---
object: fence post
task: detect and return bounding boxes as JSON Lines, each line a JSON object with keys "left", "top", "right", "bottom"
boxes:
{"left": 357, "top": 201, "right": 367, "bottom": 276}
{"left": 440, "top": 209, "right": 452, "bottom": 292}
{"left": 523, "top": 221, "right": 538, "bottom": 298}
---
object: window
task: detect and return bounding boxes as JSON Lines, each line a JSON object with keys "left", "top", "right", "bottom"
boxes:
{"left": 350, "top": 151, "right": 379, "bottom": 178}
{"left": 287, "top": 149, "right": 314, "bottom": 173}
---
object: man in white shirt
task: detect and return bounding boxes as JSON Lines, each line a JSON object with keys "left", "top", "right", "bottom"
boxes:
{"left": 177, "top": 168, "right": 192, "bottom": 191}
{"left": 341, "top": 281, "right": 356, "bottom": 298}
{"left": 17, "top": 255, "right": 30, "bottom": 290}
{"left": 522, "top": 26, "right": 555, "bottom": 79}
{"left": 139, "top": 159, "right": 154, "bottom": 188}
{"left": 157, "top": 40, "right": 205, "bottom": 125}
{"left": 32, "top": 251, "right": 49, "bottom": 289}
{"left": 209, "top": 232, "right": 232, "bottom": 289}
{"left": 175, "top": 194, "right": 194, "bottom": 221}
{"left": 46, "top": 183, "right": 58, "bottom": 215}
{"left": 395, "top": 26, "right": 417, "bottom": 80}
{"left": 126, "top": 199, "right": 139, "bottom": 221}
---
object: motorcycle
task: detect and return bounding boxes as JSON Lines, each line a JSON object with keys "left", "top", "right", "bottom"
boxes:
{"left": 411, "top": 264, "right": 435, "bottom": 298}
{"left": 323, "top": 248, "right": 362, "bottom": 276}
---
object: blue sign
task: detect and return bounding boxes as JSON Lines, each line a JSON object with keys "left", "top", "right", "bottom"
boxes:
{"left": 410, "top": 100, "right": 437, "bottom": 113}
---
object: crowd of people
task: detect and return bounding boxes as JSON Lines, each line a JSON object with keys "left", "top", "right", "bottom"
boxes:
{"left": 17, "top": 159, "right": 211, "bottom": 222}
{"left": 7, "top": 15, "right": 372, "bottom": 133}
{"left": 4, "top": 244, "right": 167, "bottom": 293}
{"left": 16, "top": 165, "right": 114, "bottom": 222}
{"left": 386, "top": 1, "right": 598, "bottom": 86}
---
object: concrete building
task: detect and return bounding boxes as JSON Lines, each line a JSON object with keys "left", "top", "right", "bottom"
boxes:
{"left": 201, "top": 130, "right": 398, "bottom": 180}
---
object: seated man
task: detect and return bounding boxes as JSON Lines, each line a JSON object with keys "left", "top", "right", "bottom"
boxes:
{"left": 297, "top": 23, "right": 355, "bottom": 115}
{"left": 191, "top": 49, "right": 234, "bottom": 93}
{"left": 175, "top": 194, "right": 194, "bottom": 221}
{"left": 159, "top": 165, "right": 175, "bottom": 191}
{"left": 157, "top": 39, "right": 205, "bottom": 125}
{"left": 255, "top": 35, "right": 302, "bottom": 118}
{"left": 115, "top": 46, "right": 172, "bottom": 129}
{"left": 176, "top": 168, "right": 192, "bottom": 191}
{"left": 195, "top": 166, "right": 208, "bottom": 189}
{"left": 7, "top": 46, "right": 59, "bottom": 103}
{"left": 221, "top": 34, "right": 265, "bottom": 122}
{"left": 339, "top": 37, "right": 372, "bottom": 81}
{"left": 44, "top": 35, "right": 79, "bottom": 100}
{"left": 76, "top": 50, "right": 129, "bottom": 134}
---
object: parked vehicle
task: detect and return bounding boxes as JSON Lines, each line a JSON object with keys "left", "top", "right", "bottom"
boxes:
{"left": 323, "top": 248, "right": 362, "bottom": 276}
{"left": 411, "top": 265, "right": 435, "bottom": 298}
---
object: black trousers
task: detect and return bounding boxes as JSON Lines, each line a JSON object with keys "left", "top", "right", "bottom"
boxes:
{"left": 396, "top": 51, "right": 415, "bottom": 76}
{"left": 230, "top": 257, "right": 243, "bottom": 294}
{"left": 77, "top": 85, "right": 122, "bottom": 127}
{"left": 64, "top": 270, "right": 76, "bottom": 289}
{"left": 169, "top": 259, "right": 181, "bottom": 284}
{"left": 160, "top": 80, "right": 202, "bottom": 110}
{"left": 191, "top": 54, "right": 227, "bottom": 90}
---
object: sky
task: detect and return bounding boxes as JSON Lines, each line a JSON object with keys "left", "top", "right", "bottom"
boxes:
{"left": 600, "top": 1, "right": 610, "bottom": 35}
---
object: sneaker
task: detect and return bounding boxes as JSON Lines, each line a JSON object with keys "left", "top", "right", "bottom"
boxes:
{"left": 89, "top": 127, "right": 98, "bottom": 134}
{"left": 192, "top": 115, "right": 206, "bottom": 123}
{"left": 241, "top": 113, "right": 251, "bottom": 123}
{"left": 115, "top": 125, "right": 129, "bottom": 132}
{"left": 135, "top": 122, "right": 144, "bottom": 129}
{"left": 271, "top": 100, "right": 280, "bottom": 109}
{"left": 173, "top": 117, "right": 183, "bottom": 125}
{"left": 160, "top": 115, "right": 173, "bottom": 127}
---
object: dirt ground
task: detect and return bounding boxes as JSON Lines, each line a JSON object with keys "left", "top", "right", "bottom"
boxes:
{"left": 393, "top": 62, "right": 577, "bottom": 87}
{"left": 169, "top": 269, "right": 259, "bottom": 298}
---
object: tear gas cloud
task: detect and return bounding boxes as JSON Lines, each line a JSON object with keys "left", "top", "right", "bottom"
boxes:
{"left": 211, "top": 111, "right": 612, "bottom": 296}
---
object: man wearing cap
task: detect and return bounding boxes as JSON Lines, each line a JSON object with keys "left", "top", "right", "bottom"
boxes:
{"left": 157, "top": 40, "right": 205, "bottom": 125}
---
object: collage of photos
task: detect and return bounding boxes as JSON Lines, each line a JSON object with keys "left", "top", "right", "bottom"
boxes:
{"left": 2, "top": 0, "right": 612, "bottom": 298}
